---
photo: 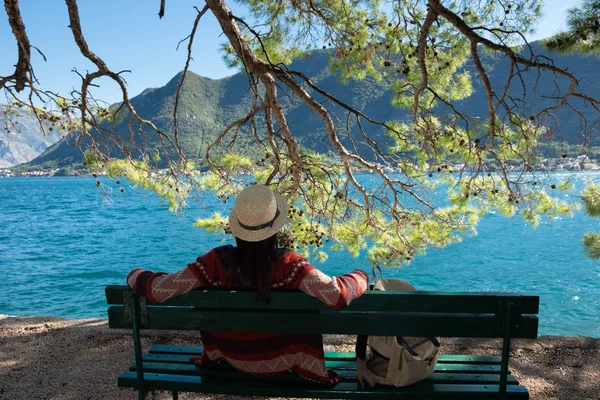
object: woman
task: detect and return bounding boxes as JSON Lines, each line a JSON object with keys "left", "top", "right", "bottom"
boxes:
{"left": 127, "top": 184, "right": 369, "bottom": 385}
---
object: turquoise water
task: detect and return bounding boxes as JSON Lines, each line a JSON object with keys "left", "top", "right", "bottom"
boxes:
{"left": 0, "top": 176, "right": 599, "bottom": 337}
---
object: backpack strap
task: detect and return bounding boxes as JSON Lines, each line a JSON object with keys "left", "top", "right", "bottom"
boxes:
{"left": 355, "top": 334, "right": 368, "bottom": 360}
{"left": 396, "top": 336, "right": 419, "bottom": 356}
{"left": 371, "top": 265, "right": 383, "bottom": 282}
{"left": 396, "top": 336, "right": 440, "bottom": 357}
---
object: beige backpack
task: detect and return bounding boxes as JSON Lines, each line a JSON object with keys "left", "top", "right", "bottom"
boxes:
{"left": 356, "top": 278, "right": 440, "bottom": 387}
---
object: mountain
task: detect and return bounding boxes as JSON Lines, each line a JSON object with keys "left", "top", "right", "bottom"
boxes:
{"left": 0, "top": 111, "right": 62, "bottom": 168}
{"left": 21, "top": 42, "right": 600, "bottom": 170}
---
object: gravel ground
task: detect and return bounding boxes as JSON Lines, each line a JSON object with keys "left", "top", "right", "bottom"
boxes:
{"left": 1, "top": 315, "right": 598, "bottom": 400}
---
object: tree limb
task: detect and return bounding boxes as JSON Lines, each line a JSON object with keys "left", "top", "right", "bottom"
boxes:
{"left": 4, "top": 0, "right": 31, "bottom": 92}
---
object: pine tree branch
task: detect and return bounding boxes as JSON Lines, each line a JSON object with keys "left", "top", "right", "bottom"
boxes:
{"left": 4, "top": 0, "right": 31, "bottom": 92}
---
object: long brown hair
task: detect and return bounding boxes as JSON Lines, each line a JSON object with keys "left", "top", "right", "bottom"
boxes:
{"left": 231, "top": 235, "right": 278, "bottom": 303}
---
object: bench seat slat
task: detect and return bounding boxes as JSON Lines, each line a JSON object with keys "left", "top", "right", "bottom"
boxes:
{"left": 148, "top": 344, "right": 502, "bottom": 365}
{"left": 108, "top": 306, "right": 539, "bottom": 338}
{"left": 131, "top": 362, "right": 520, "bottom": 384}
{"left": 132, "top": 362, "right": 356, "bottom": 381}
{"left": 106, "top": 286, "right": 539, "bottom": 314}
{"left": 140, "top": 353, "right": 507, "bottom": 374}
{"left": 118, "top": 372, "right": 529, "bottom": 399}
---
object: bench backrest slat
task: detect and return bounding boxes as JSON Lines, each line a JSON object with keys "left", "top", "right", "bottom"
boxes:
{"left": 106, "top": 286, "right": 539, "bottom": 339}
{"left": 105, "top": 285, "right": 539, "bottom": 314}
{"left": 107, "top": 305, "right": 539, "bottom": 338}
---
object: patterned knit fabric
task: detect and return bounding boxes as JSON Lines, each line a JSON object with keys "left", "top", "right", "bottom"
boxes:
{"left": 127, "top": 245, "right": 369, "bottom": 385}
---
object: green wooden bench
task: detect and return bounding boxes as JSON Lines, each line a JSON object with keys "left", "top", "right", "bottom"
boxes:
{"left": 105, "top": 285, "right": 539, "bottom": 400}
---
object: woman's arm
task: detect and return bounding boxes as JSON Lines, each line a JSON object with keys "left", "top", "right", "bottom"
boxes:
{"left": 282, "top": 254, "right": 369, "bottom": 309}
{"left": 126, "top": 263, "right": 206, "bottom": 303}
{"left": 299, "top": 268, "right": 369, "bottom": 309}
{"left": 126, "top": 244, "right": 230, "bottom": 304}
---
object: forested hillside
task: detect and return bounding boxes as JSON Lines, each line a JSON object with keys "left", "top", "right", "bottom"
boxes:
{"left": 20, "top": 42, "right": 600, "bottom": 170}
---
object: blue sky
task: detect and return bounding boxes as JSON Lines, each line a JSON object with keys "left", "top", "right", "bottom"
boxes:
{"left": 0, "top": 0, "right": 582, "bottom": 104}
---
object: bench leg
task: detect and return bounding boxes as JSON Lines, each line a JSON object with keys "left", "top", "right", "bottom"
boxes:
{"left": 173, "top": 391, "right": 178, "bottom": 400}
{"left": 132, "top": 295, "right": 146, "bottom": 400}
{"left": 499, "top": 302, "right": 514, "bottom": 400}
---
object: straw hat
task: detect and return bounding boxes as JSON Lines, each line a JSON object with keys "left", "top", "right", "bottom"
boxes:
{"left": 228, "top": 184, "right": 288, "bottom": 242}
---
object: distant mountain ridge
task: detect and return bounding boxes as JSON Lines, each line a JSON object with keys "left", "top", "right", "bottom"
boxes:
{"left": 0, "top": 111, "right": 62, "bottom": 168}
{"left": 18, "top": 42, "right": 600, "bottom": 170}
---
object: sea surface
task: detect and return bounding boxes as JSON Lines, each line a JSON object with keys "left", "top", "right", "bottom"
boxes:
{"left": 0, "top": 176, "right": 599, "bottom": 337}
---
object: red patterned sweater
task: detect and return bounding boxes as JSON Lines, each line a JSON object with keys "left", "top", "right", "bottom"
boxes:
{"left": 126, "top": 245, "right": 369, "bottom": 385}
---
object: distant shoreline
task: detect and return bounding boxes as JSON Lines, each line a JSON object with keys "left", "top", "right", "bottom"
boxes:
{"left": 4, "top": 168, "right": 600, "bottom": 179}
